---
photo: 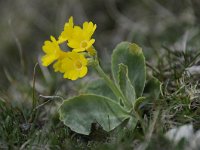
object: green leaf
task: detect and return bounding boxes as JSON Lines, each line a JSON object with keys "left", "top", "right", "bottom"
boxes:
{"left": 143, "top": 76, "right": 161, "bottom": 100}
{"left": 118, "top": 64, "right": 136, "bottom": 106}
{"left": 59, "top": 94, "right": 131, "bottom": 135}
{"left": 125, "top": 116, "right": 138, "bottom": 130}
{"left": 112, "top": 42, "right": 146, "bottom": 98}
{"left": 81, "top": 78, "right": 116, "bottom": 100}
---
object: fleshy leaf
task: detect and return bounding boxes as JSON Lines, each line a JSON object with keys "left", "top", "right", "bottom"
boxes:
{"left": 143, "top": 76, "right": 161, "bottom": 100}
{"left": 111, "top": 42, "right": 146, "bottom": 98}
{"left": 81, "top": 78, "right": 116, "bottom": 100}
{"left": 118, "top": 64, "right": 136, "bottom": 107}
{"left": 59, "top": 94, "right": 131, "bottom": 135}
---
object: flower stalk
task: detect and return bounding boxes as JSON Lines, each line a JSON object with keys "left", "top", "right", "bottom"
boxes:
{"left": 93, "top": 59, "right": 130, "bottom": 108}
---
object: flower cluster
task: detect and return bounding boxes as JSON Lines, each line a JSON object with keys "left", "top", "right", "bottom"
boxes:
{"left": 41, "top": 17, "right": 96, "bottom": 80}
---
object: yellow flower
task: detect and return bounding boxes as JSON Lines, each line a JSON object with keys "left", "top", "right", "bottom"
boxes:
{"left": 61, "top": 52, "right": 88, "bottom": 80}
{"left": 67, "top": 21, "right": 96, "bottom": 52}
{"left": 58, "top": 16, "right": 74, "bottom": 44}
{"left": 41, "top": 17, "right": 96, "bottom": 80}
{"left": 41, "top": 36, "right": 66, "bottom": 66}
{"left": 53, "top": 59, "right": 64, "bottom": 73}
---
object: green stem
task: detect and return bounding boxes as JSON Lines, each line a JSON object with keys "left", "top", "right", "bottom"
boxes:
{"left": 94, "top": 61, "right": 130, "bottom": 108}
{"left": 32, "top": 63, "right": 38, "bottom": 111}
{"left": 133, "top": 109, "right": 146, "bottom": 133}
{"left": 30, "top": 63, "right": 38, "bottom": 123}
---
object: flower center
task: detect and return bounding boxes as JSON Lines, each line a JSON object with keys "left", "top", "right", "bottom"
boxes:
{"left": 80, "top": 40, "right": 88, "bottom": 49}
{"left": 75, "top": 60, "right": 82, "bottom": 69}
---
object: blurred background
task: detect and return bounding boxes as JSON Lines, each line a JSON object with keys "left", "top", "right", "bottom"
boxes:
{"left": 0, "top": 0, "right": 200, "bottom": 103}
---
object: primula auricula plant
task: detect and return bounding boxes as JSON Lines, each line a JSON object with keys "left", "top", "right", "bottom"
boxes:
{"left": 41, "top": 17, "right": 161, "bottom": 135}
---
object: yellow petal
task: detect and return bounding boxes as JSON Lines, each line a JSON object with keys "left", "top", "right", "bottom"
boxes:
{"left": 83, "top": 21, "right": 88, "bottom": 28}
{"left": 58, "top": 37, "right": 66, "bottom": 44}
{"left": 71, "top": 71, "right": 79, "bottom": 80}
{"left": 82, "top": 22, "right": 96, "bottom": 39}
{"left": 50, "top": 36, "right": 57, "bottom": 42}
{"left": 58, "top": 17, "right": 74, "bottom": 42}
{"left": 68, "top": 40, "right": 80, "bottom": 49}
{"left": 41, "top": 54, "right": 57, "bottom": 66}
{"left": 79, "top": 67, "right": 88, "bottom": 78}
{"left": 85, "top": 39, "right": 95, "bottom": 50}
{"left": 92, "top": 24, "right": 97, "bottom": 32}
{"left": 63, "top": 72, "right": 69, "bottom": 79}
{"left": 42, "top": 36, "right": 60, "bottom": 56}
{"left": 79, "top": 54, "right": 88, "bottom": 66}
{"left": 72, "top": 48, "right": 85, "bottom": 52}
{"left": 61, "top": 58, "right": 74, "bottom": 71}
{"left": 53, "top": 60, "right": 65, "bottom": 72}
{"left": 69, "top": 16, "right": 74, "bottom": 26}
{"left": 68, "top": 70, "right": 79, "bottom": 80}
